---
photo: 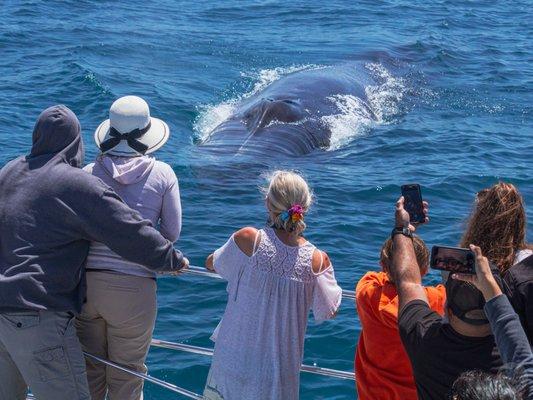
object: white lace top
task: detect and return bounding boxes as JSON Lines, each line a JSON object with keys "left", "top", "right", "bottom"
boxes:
{"left": 208, "top": 227, "right": 342, "bottom": 400}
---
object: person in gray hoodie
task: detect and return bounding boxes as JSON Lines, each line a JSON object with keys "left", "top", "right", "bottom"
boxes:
{"left": 0, "top": 105, "right": 187, "bottom": 400}
{"left": 75, "top": 95, "right": 183, "bottom": 400}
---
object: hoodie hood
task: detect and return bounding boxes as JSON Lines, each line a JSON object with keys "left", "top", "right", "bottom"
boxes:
{"left": 28, "top": 105, "right": 84, "bottom": 168}
{"left": 97, "top": 155, "right": 155, "bottom": 185}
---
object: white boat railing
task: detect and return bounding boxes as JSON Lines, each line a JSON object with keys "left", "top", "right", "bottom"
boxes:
{"left": 27, "top": 264, "right": 356, "bottom": 400}
{"left": 150, "top": 338, "right": 355, "bottom": 381}
{"left": 84, "top": 352, "right": 204, "bottom": 399}
{"left": 27, "top": 342, "right": 354, "bottom": 399}
{"left": 27, "top": 351, "right": 204, "bottom": 400}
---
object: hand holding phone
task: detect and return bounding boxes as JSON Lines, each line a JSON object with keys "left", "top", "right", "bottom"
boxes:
{"left": 430, "top": 246, "right": 476, "bottom": 274}
{"left": 401, "top": 184, "right": 426, "bottom": 224}
{"left": 451, "top": 245, "right": 503, "bottom": 300}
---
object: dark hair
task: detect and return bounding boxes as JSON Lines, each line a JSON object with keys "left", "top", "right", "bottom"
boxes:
{"left": 450, "top": 370, "right": 524, "bottom": 400}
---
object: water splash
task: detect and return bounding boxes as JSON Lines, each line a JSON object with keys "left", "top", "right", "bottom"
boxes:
{"left": 194, "top": 102, "right": 236, "bottom": 143}
{"left": 321, "top": 94, "right": 375, "bottom": 150}
{"left": 240, "top": 65, "right": 320, "bottom": 96}
{"left": 83, "top": 71, "right": 111, "bottom": 95}
{"left": 321, "top": 63, "right": 407, "bottom": 150}
{"left": 364, "top": 62, "right": 406, "bottom": 122}
{"left": 194, "top": 65, "right": 320, "bottom": 142}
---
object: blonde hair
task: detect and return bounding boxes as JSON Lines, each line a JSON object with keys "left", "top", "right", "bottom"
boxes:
{"left": 264, "top": 170, "right": 313, "bottom": 235}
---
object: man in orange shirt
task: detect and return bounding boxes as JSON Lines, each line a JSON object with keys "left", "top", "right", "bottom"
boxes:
{"left": 355, "top": 237, "right": 446, "bottom": 400}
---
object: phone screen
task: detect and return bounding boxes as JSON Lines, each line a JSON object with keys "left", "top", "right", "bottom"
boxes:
{"left": 401, "top": 184, "right": 425, "bottom": 224}
{"left": 430, "top": 246, "right": 476, "bottom": 274}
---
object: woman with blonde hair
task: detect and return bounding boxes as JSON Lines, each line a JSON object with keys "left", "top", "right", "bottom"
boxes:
{"left": 460, "top": 182, "right": 531, "bottom": 273}
{"left": 203, "top": 170, "right": 342, "bottom": 400}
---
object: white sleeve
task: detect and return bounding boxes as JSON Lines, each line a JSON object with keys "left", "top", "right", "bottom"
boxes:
{"left": 312, "top": 264, "right": 342, "bottom": 323}
{"left": 213, "top": 235, "right": 249, "bottom": 283}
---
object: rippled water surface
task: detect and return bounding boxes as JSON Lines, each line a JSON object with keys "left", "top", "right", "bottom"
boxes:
{"left": 1, "top": 1, "right": 531, "bottom": 399}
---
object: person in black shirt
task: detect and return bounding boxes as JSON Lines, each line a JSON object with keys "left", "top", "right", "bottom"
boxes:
{"left": 452, "top": 245, "right": 532, "bottom": 399}
{"left": 504, "top": 254, "right": 533, "bottom": 344}
{"left": 389, "top": 196, "right": 502, "bottom": 400}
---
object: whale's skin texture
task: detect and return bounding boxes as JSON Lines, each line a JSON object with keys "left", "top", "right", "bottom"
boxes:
{"left": 199, "top": 64, "right": 377, "bottom": 157}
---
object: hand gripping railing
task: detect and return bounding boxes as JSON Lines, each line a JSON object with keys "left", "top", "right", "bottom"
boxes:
{"left": 185, "top": 265, "right": 356, "bottom": 300}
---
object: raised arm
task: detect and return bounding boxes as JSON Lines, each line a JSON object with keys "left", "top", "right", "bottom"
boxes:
{"left": 390, "top": 196, "right": 429, "bottom": 312}
{"left": 454, "top": 246, "right": 533, "bottom": 376}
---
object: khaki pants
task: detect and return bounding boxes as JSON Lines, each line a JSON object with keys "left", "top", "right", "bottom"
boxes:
{"left": 75, "top": 271, "right": 157, "bottom": 400}
{"left": 0, "top": 310, "right": 90, "bottom": 400}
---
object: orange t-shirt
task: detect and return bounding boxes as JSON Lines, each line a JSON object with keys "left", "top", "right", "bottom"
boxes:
{"left": 355, "top": 271, "right": 446, "bottom": 400}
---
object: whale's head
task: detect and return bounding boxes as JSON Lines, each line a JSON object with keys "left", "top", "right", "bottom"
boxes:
{"left": 199, "top": 66, "right": 380, "bottom": 156}
{"left": 200, "top": 96, "right": 328, "bottom": 156}
{"left": 240, "top": 97, "right": 307, "bottom": 134}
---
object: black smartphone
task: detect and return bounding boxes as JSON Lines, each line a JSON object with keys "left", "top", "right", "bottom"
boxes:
{"left": 430, "top": 246, "right": 476, "bottom": 274}
{"left": 401, "top": 184, "right": 425, "bottom": 224}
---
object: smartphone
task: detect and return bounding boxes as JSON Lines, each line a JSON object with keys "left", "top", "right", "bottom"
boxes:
{"left": 430, "top": 246, "right": 476, "bottom": 274}
{"left": 401, "top": 184, "right": 425, "bottom": 224}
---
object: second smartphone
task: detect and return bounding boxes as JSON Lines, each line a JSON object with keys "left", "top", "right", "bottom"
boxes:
{"left": 430, "top": 245, "right": 476, "bottom": 274}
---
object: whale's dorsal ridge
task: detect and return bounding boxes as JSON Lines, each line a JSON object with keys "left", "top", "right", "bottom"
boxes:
{"left": 242, "top": 97, "right": 306, "bottom": 134}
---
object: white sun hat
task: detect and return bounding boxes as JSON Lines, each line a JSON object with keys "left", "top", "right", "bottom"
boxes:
{"left": 94, "top": 95, "right": 170, "bottom": 156}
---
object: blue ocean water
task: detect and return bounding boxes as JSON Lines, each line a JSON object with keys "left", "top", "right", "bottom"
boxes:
{"left": 0, "top": 1, "right": 531, "bottom": 399}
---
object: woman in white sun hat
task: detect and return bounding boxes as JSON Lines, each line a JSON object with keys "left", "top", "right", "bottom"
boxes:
{"left": 75, "top": 95, "right": 183, "bottom": 400}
